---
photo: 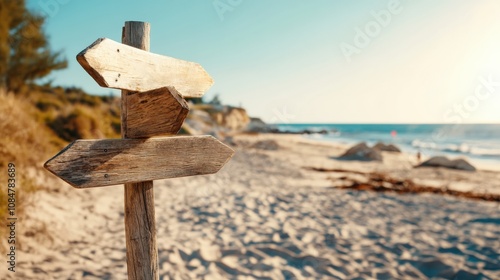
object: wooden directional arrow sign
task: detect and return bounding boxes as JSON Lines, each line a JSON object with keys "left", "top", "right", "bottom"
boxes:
{"left": 123, "top": 86, "right": 189, "bottom": 138}
{"left": 45, "top": 21, "right": 232, "bottom": 279}
{"left": 44, "top": 136, "right": 234, "bottom": 189}
{"left": 77, "top": 38, "right": 214, "bottom": 97}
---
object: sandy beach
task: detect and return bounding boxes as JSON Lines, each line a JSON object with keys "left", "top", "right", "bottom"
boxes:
{"left": 2, "top": 134, "right": 499, "bottom": 279}
{"left": 2, "top": 1, "right": 500, "bottom": 279}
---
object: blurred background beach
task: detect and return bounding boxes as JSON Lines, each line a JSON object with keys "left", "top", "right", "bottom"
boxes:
{"left": 277, "top": 123, "right": 500, "bottom": 171}
{"left": 1, "top": 0, "right": 500, "bottom": 279}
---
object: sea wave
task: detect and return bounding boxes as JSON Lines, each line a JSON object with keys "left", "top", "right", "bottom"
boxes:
{"left": 411, "top": 140, "right": 500, "bottom": 157}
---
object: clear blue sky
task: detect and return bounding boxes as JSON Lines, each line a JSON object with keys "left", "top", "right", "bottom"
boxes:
{"left": 27, "top": 0, "right": 500, "bottom": 123}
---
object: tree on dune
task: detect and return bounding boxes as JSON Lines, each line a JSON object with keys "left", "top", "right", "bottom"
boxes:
{"left": 0, "top": 0, "right": 66, "bottom": 93}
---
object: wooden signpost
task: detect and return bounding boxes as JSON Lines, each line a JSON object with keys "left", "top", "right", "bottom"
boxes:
{"left": 44, "top": 21, "right": 234, "bottom": 280}
{"left": 45, "top": 136, "right": 234, "bottom": 188}
{"left": 77, "top": 38, "right": 214, "bottom": 97}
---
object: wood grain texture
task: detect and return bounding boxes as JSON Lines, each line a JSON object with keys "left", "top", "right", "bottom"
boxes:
{"left": 76, "top": 37, "right": 213, "bottom": 98}
{"left": 124, "top": 180, "right": 157, "bottom": 280}
{"left": 121, "top": 21, "right": 158, "bottom": 280}
{"left": 43, "top": 136, "right": 235, "bottom": 189}
{"left": 125, "top": 86, "right": 189, "bottom": 138}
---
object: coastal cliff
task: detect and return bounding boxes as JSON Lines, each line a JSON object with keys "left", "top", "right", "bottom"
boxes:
{"left": 183, "top": 103, "right": 252, "bottom": 135}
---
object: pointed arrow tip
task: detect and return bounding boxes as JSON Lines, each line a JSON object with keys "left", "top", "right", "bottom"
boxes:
{"left": 206, "top": 136, "right": 235, "bottom": 172}
{"left": 43, "top": 158, "right": 79, "bottom": 189}
{"left": 43, "top": 151, "right": 60, "bottom": 174}
{"left": 77, "top": 38, "right": 110, "bottom": 88}
{"left": 43, "top": 159, "right": 51, "bottom": 172}
{"left": 43, "top": 141, "right": 84, "bottom": 189}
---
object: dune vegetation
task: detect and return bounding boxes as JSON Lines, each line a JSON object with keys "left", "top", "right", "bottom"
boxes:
{"left": 0, "top": 85, "right": 124, "bottom": 250}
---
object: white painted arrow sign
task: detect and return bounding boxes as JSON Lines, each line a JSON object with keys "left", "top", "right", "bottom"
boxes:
{"left": 44, "top": 136, "right": 234, "bottom": 189}
{"left": 77, "top": 38, "right": 214, "bottom": 97}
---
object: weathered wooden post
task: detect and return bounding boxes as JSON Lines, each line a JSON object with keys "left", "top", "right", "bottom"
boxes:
{"left": 44, "top": 21, "right": 233, "bottom": 280}
{"left": 121, "top": 21, "right": 157, "bottom": 280}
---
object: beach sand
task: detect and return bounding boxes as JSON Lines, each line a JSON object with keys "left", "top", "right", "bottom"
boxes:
{"left": 2, "top": 134, "right": 499, "bottom": 279}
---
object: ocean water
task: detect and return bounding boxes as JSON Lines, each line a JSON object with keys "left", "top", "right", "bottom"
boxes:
{"left": 275, "top": 124, "right": 500, "bottom": 171}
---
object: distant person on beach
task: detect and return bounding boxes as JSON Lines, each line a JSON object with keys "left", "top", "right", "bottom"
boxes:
{"left": 417, "top": 151, "right": 422, "bottom": 164}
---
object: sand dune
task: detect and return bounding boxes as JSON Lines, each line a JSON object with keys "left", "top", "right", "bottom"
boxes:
{"left": 2, "top": 134, "right": 499, "bottom": 279}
